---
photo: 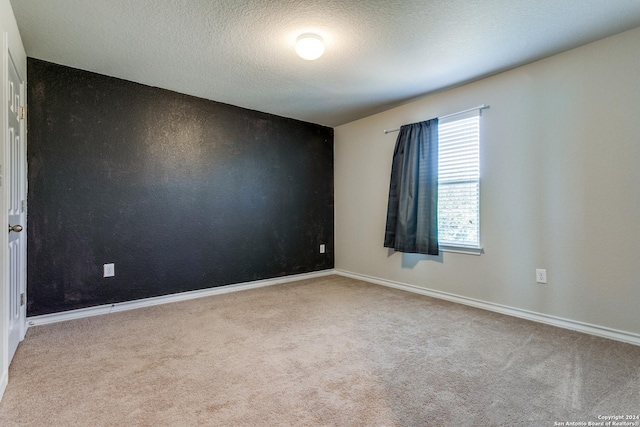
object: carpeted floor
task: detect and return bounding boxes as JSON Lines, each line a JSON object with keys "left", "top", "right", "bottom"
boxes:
{"left": 0, "top": 275, "right": 639, "bottom": 426}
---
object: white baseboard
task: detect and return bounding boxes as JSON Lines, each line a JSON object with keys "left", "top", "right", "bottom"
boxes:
{"left": 0, "top": 370, "right": 7, "bottom": 402}
{"left": 26, "top": 268, "right": 640, "bottom": 347}
{"left": 27, "top": 270, "right": 335, "bottom": 327}
{"left": 335, "top": 269, "right": 640, "bottom": 347}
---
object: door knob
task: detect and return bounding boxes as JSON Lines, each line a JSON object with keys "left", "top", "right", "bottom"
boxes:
{"left": 8, "top": 224, "right": 23, "bottom": 233}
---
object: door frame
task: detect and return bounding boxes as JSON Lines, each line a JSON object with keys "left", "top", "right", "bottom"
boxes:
{"left": 1, "top": 30, "right": 10, "bottom": 399}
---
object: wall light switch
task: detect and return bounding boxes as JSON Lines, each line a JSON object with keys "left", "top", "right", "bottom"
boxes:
{"left": 536, "top": 269, "right": 547, "bottom": 284}
{"left": 104, "top": 263, "right": 115, "bottom": 278}
{"left": 320, "top": 244, "right": 326, "bottom": 254}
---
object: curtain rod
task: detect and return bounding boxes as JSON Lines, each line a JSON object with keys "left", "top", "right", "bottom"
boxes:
{"left": 383, "top": 104, "right": 489, "bottom": 134}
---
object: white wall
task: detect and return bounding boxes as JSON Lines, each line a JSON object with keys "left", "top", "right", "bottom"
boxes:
{"left": 1, "top": 0, "right": 26, "bottom": 400}
{"left": 335, "top": 27, "right": 640, "bottom": 337}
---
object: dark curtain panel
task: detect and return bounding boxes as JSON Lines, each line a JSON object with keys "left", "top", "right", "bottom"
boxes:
{"left": 384, "top": 119, "right": 439, "bottom": 255}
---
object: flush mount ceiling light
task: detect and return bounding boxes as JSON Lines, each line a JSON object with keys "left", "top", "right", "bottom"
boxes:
{"left": 295, "top": 34, "right": 325, "bottom": 60}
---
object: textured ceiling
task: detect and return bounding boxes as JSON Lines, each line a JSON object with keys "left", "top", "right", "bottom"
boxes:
{"left": 10, "top": 0, "right": 640, "bottom": 127}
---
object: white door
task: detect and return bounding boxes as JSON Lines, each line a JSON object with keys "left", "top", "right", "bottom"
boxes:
{"left": 6, "top": 47, "right": 26, "bottom": 363}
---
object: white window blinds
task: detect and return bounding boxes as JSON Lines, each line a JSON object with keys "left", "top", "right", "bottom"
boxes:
{"left": 438, "top": 110, "right": 480, "bottom": 247}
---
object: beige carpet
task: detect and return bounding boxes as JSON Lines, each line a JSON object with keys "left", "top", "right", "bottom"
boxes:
{"left": 1, "top": 275, "right": 639, "bottom": 426}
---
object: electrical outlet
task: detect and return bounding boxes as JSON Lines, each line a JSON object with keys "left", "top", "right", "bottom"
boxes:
{"left": 104, "top": 263, "right": 115, "bottom": 278}
{"left": 319, "top": 244, "right": 326, "bottom": 254}
{"left": 536, "top": 269, "right": 547, "bottom": 284}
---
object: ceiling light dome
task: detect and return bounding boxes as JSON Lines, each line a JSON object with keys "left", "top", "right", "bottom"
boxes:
{"left": 295, "top": 34, "right": 325, "bottom": 60}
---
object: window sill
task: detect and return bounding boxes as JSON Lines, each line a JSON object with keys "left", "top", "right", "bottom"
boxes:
{"left": 440, "top": 245, "right": 483, "bottom": 256}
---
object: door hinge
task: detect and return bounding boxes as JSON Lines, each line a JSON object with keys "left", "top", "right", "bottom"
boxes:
{"left": 20, "top": 293, "right": 25, "bottom": 306}
{"left": 20, "top": 106, "right": 25, "bottom": 120}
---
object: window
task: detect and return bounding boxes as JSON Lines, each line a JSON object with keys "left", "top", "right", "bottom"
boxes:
{"left": 437, "top": 110, "right": 481, "bottom": 251}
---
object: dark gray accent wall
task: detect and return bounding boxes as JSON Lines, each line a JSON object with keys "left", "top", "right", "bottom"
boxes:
{"left": 27, "top": 58, "right": 334, "bottom": 316}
